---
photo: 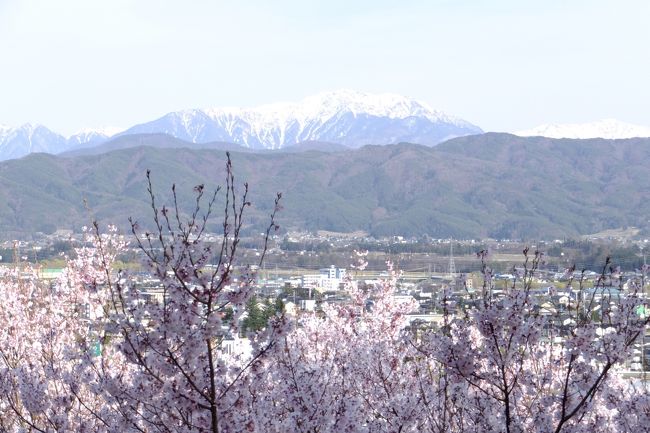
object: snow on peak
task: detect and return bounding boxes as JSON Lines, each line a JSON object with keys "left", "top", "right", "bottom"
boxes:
{"left": 15, "top": 123, "right": 37, "bottom": 133}
{"left": 203, "top": 90, "right": 469, "bottom": 127}
{"left": 0, "top": 124, "right": 11, "bottom": 138}
{"left": 69, "top": 126, "right": 123, "bottom": 140}
{"left": 0, "top": 123, "right": 47, "bottom": 138}
{"left": 0, "top": 90, "right": 482, "bottom": 157}
{"left": 515, "top": 119, "right": 650, "bottom": 139}
{"left": 0, "top": 123, "right": 70, "bottom": 160}
{"left": 146, "top": 90, "right": 482, "bottom": 149}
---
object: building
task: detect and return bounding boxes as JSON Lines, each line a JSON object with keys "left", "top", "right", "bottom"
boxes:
{"left": 302, "top": 266, "right": 347, "bottom": 291}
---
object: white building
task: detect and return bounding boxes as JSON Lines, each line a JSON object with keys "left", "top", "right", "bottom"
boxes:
{"left": 302, "top": 274, "right": 323, "bottom": 289}
{"left": 320, "top": 266, "right": 346, "bottom": 280}
{"left": 302, "top": 266, "right": 347, "bottom": 291}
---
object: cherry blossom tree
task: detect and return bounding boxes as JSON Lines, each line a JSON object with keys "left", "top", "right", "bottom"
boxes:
{"left": 242, "top": 256, "right": 423, "bottom": 433}
{"left": 240, "top": 249, "right": 649, "bottom": 433}
{"left": 0, "top": 154, "right": 648, "bottom": 433}
{"left": 95, "top": 154, "right": 283, "bottom": 432}
{"left": 0, "top": 227, "right": 126, "bottom": 432}
{"left": 420, "top": 248, "right": 650, "bottom": 433}
{"left": 0, "top": 153, "right": 283, "bottom": 433}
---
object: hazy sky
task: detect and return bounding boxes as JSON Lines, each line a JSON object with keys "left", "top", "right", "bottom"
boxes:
{"left": 0, "top": 0, "right": 648, "bottom": 135}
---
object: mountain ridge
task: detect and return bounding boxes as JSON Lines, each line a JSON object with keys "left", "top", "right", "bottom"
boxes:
{"left": 120, "top": 90, "right": 482, "bottom": 149}
{"left": 516, "top": 118, "right": 650, "bottom": 139}
{"left": 0, "top": 133, "right": 648, "bottom": 240}
{"left": 0, "top": 124, "right": 120, "bottom": 161}
{"left": 0, "top": 90, "right": 481, "bottom": 160}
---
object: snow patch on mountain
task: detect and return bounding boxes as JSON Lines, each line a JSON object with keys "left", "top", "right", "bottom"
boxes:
{"left": 0, "top": 124, "right": 68, "bottom": 160}
{"left": 123, "top": 90, "right": 482, "bottom": 149}
{"left": 70, "top": 126, "right": 123, "bottom": 139}
{"left": 0, "top": 90, "right": 481, "bottom": 159}
{"left": 0, "top": 124, "right": 124, "bottom": 160}
{"left": 204, "top": 90, "right": 470, "bottom": 127}
{"left": 515, "top": 119, "right": 650, "bottom": 139}
{"left": 66, "top": 127, "right": 123, "bottom": 149}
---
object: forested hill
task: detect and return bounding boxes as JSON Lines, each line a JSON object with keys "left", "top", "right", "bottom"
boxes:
{"left": 0, "top": 132, "right": 648, "bottom": 240}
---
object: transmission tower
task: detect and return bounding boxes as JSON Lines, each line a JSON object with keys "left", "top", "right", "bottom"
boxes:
{"left": 448, "top": 240, "right": 456, "bottom": 278}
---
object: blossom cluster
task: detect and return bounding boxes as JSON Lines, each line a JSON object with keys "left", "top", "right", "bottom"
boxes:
{"left": 0, "top": 235, "right": 647, "bottom": 432}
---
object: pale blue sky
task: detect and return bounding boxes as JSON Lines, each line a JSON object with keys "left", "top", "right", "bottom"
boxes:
{"left": 0, "top": 0, "right": 648, "bottom": 135}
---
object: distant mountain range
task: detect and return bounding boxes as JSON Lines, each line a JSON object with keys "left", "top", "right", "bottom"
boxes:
{"left": 0, "top": 124, "right": 117, "bottom": 161}
{"left": 516, "top": 119, "right": 650, "bottom": 139}
{"left": 0, "top": 133, "right": 648, "bottom": 240}
{"left": 118, "top": 90, "right": 482, "bottom": 149}
{"left": 5, "top": 92, "right": 650, "bottom": 161}
{"left": 0, "top": 123, "right": 66, "bottom": 159}
{"left": 0, "top": 90, "right": 482, "bottom": 161}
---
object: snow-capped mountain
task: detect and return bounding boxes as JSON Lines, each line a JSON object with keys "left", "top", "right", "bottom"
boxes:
{"left": 0, "top": 91, "right": 479, "bottom": 160}
{"left": 0, "top": 125, "right": 124, "bottom": 161}
{"left": 515, "top": 119, "right": 650, "bottom": 139}
{"left": 67, "top": 127, "right": 124, "bottom": 149}
{"left": 121, "top": 90, "right": 482, "bottom": 149}
{"left": 0, "top": 124, "right": 68, "bottom": 160}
